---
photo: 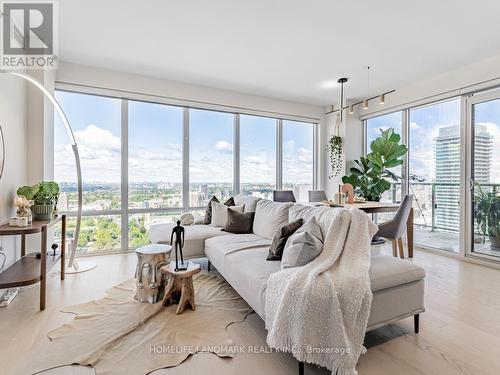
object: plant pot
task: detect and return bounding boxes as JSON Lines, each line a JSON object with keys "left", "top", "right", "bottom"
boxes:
{"left": 489, "top": 235, "right": 500, "bottom": 250}
{"left": 32, "top": 203, "right": 54, "bottom": 221}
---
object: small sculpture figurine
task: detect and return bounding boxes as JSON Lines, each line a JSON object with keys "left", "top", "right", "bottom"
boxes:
{"left": 171, "top": 220, "right": 188, "bottom": 271}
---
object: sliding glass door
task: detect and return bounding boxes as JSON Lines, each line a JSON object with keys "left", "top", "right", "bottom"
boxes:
{"left": 409, "top": 99, "right": 461, "bottom": 252}
{"left": 469, "top": 93, "right": 500, "bottom": 259}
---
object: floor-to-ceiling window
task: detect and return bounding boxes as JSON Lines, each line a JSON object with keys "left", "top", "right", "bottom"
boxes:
{"left": 409, "top": 98, "right": 461, "bottom": 252}
{"left": 240, "top": 115, "right": 276, "bottom": 200}
{"left": 128, "top": 100, "right": 184, "bottom": 247}
{"left": 471, "top": 96, "right": 500, "bottom": 258}
{"left": 189, "top": 109, "right": 234, "bottom": 207}
{"left": 282, "top": 120, "right": 314, "bottom": 202}
{"left": 54, "top": 91, "right": 122, "bottom": 253}
{"left": 54, "top": 89, "right": 317, "bottom": 253}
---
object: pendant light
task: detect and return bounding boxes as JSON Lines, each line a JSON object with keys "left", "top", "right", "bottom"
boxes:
{"left": 337, "top": 77, "right": 348, "bottom": 123}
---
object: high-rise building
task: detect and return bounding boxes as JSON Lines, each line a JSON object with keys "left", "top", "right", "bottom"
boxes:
{"left": 434, "top": 125, "right": 492, "bottom": 231}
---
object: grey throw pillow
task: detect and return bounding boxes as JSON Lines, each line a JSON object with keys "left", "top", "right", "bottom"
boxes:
{"left": 281, "top": 216, "right": 323, "bottom": 268}
{"left": 222, "top": 208, "right": 255, "bottom": 234}
{"left": 267, "top": 219, "right": 304, "bottom": 261}
{"left": 204, "top": 196, "right": 234, "bottom": 225}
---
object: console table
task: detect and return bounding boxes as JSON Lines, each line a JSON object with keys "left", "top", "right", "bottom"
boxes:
{"left": 0, "top": 215, "right": 66, "bottom": 310}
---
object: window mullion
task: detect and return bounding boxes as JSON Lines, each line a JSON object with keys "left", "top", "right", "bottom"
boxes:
{"left": 182, "top": 108, "right": 190, "bottom": 210}
{"left": 276, "top": 119, "right": 283, "bottom": 190}
{"left": 233, "top": 114, "right": 240, "bottom": 195}
{"left": 120, "top": 99, "right": 129, "bottom": 251}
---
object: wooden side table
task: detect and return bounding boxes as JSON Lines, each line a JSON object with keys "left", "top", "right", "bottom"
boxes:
{"left": 0, "top": 215, "right": 66, "bottom": 310}
{"left": 160, "top": 261, "right": 200, "bottom": 315}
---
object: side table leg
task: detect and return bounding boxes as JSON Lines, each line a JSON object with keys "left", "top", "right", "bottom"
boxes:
{"left": 176, "top": 276, "right": 195, "bottom": 315}
{"left": 40, "top": 227, "right": 47, "bottom": 310}
{"left": 162, "top": 277, "right": 176, "bottom": 307}
{"left": 21, "top": 234, "right": 26, "bottom": 257}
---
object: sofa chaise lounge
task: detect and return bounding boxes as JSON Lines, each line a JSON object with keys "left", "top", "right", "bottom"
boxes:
{"left": 150, "top": 197, "right": 425, "bottom": 373}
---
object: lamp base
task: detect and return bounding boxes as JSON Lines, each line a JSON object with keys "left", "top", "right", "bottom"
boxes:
{"left": 65, "top": 260, "right": 97, "bottom": 274}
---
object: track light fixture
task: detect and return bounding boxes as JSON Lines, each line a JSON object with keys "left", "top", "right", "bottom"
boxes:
{"left": 379, "top": 93, "right": 385, "bottom": 105}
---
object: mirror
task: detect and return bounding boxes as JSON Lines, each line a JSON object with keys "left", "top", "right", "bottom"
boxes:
{"left": 0, "top": 125, "right": 4, "bottom": 180}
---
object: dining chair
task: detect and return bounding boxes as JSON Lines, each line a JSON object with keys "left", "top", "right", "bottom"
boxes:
{"left": 273, "top": 190, "right": 296, "bottom": 203}
{"left": 375, "top": 195, "right": 414, "bottom": 258}
{"left": 308, "top": 190, "right": 328, "bottom": 202}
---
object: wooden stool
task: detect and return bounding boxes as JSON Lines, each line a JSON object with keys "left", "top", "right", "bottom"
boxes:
{"left": 160, "top": 261, "right": 201, "bottom": 314}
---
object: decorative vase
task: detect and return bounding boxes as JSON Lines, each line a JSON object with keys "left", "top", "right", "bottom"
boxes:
{"left": 489, "top": 235, "right": 500, "bottom": 250}
{"left": 32, "top": 203, "right": 54, "bottom": 220}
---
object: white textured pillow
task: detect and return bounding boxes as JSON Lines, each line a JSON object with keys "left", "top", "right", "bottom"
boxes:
{"left": 281, "top": 216, "right": 323, "bottom": 268}
{"left": 253, "top": 199, "right": 294, "bottom": 240}
{"left": 211, "top": 202, "right": 244, "bottom": 227}
{"left": 234, "top": 194, "right": 262, "bottom": 212}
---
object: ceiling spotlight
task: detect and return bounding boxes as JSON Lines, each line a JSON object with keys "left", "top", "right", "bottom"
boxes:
{"left": 379, "top": 94, "right": 385, "bottom": 105}
{"left": 349, "top": 105, "right": 354, "bottom": 115}
{"left": 363, "top": 99, "right": 369, "bottom": 110}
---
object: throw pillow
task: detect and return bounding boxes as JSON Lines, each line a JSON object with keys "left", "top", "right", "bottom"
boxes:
{"left": 281, "top": 216, "right": 324, "bottom": 268}
{"left": 211, "top": 202, "right": 244, "bottom": 227}
{"left": 253, "top": 199, "right": 294, "bottom": 240}
{"left": 222, "top": 208, "right": 255, "bottom": 234}
{"left": 234, "top": 194, "right": 262, "bottom": 212}
{"left": 267, "top": 218, "right": 304, "bottom": 261}
{"left": 204, "top": 196, "right": 235, "bottom": 225}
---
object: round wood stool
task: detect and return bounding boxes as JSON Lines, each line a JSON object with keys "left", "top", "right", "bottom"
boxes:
{"left": 160, "top": 261, "right": 201, "bottom": 314}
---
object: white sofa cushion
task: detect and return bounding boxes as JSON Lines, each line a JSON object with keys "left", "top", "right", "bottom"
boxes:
{"left": 234, "top": 194, "right": 262, "bottom": 212}
{"left": 219, "top": 246, "right": 280, "bottom": 318}
{"left": 149, "top": 223, "right": 235, "bottom": 259}
{"left": 205, "top": 233, "right": 272, "bottom": 274}
{"left": 252, "top": 199, "right": 294, "bottom": 240}
{"left": 211, "top": 202, "right": 244, "bottom": 227}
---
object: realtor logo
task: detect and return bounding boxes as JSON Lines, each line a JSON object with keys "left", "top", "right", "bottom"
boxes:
{"left": 0, "top": 0, "right": 58, "bottom": 69}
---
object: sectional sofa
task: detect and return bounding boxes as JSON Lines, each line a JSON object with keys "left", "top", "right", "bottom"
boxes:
{"left": 150, "top": 196, "right": 425, "bottom": 369}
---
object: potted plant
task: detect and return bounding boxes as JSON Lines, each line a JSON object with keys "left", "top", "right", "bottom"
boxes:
{"left": 342, "top": 128, "right": 407, "bottom": 201}
{"left": 474, "top": 184, "right": 500, "bottom": 249}
{"left": 17, "top": 181, "right": 60, "bottom": 220}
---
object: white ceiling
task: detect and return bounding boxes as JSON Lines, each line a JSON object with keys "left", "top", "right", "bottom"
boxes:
{"left": 59, "top": 0, "right": 500, "bottom": 106}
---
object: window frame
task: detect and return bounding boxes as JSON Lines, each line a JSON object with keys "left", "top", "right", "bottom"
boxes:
{"left": 53, "top": 85, "right": 319, "bottom": 253}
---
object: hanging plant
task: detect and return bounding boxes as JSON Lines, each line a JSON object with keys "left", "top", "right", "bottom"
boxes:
{"left": 326, "top": 114, "right": 343, "bottom": 179}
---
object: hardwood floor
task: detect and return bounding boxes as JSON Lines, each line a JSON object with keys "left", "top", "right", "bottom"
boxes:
{"left": 1, "top": 246, "right": 500, "bottom": 375}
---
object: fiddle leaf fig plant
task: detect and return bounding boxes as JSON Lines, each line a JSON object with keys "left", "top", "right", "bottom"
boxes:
{"left": 342, "top": 128, "right": 407, "bottom": 201}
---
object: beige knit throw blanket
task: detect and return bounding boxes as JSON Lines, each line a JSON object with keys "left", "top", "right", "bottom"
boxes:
{"left": 265, "top": 207, "right": 378, "bottom": 375}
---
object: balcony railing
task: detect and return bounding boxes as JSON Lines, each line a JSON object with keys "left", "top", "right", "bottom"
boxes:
{"left": 383, "top": 182, "right": 500, "bottom": 234}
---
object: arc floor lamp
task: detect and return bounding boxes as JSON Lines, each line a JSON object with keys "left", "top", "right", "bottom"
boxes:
{"left": 2, "top": 71, "right": 95, "bottom": 273}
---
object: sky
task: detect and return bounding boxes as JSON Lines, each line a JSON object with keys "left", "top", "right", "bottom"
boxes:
{"left": 54, "top": 91, "right": 314, "bottom": 186}
{"left": 366, "top": 98, "right": 500, "bottom": 183}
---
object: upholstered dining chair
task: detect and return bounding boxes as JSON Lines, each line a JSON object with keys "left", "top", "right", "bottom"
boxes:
{"left": 308, "top": 190, "right": 328, "bottom": 202}
{"left": 273, "top": 190, "right": 296, "bottom": 203}
{"left": 375, "top": 194, "right": 414, "bottom": 259}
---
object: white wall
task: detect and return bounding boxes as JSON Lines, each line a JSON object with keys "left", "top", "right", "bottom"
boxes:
{"left": 0, "top": 75, "right": 27, "bottom": 267}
